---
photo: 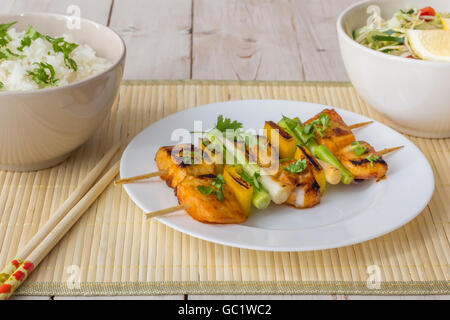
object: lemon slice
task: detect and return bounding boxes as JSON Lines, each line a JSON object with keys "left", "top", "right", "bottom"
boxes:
{"left": 441, "top": 17, "right": 450, "bottom": 30}
{"left": 407, "top": 30, "right": 450, "bottom": 62}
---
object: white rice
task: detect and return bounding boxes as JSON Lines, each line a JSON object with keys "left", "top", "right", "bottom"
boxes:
{"left": 0, "top": 27, "right": 111, "bottom": 91}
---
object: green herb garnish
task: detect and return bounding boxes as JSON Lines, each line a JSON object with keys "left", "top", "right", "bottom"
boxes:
{"left": 365, "top": 154, "right": 380, "bottom": 167}
{"left": 46, "top": 36, "right": 78, "bottom": 71}
{"left": 0, "top": 48, "right": 24, "bottom": 60}
{"left": 17, "top": 26, "right": 42, "bottom": 51}
{"left": 350, "top": 141, "right": 367, "bottom": 156}
{"left": 0, "top": 22, "right": 17, "bottom": 47}
{"left": 303, "top": 113, "right": 330, "bottom": 137}
{"left": 0, "top": 81, "right": 3, "bottom": 89}
{"left": 215, "top": 115, "right": 243, "bottom": 133}
{"left": 283, "top": 158, "right": 307, "bottom": 174}
{"left": 197, "top": 174, "right": 226, "bottom": 201}
{"left": 27, "top": 62, "right": 58, "bottom": 87}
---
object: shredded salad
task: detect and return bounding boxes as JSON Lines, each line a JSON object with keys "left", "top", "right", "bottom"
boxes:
{"left": 352, "top": 5, "right": 447, "bottom": 58}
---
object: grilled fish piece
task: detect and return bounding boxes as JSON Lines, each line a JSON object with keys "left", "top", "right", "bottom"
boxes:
{"left": 305, "top": 109, "right": 355, "bottom": 154}
{"left": 337, "top": 141, "right": 387, "bottom": 180}
{"left": 275, "top": 159, "right": 321, "bottom": 209}
{"left": 176, "top": 175, "right": 247, "bottom": 224}
{"left": 155, "top": 144, "right": 215, "bottom": 188}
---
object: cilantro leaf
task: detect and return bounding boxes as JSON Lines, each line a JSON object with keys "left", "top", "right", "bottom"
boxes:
{"left": 283, "top": 159, "right": 307, "bottom": 174}
{"left": 0, "top": 48, "right": 24, "bottom": 60}
{"left": 365, "top": 154, "right": 380, "bottom": 167}
{"left": 215, "top": 115, "right": 243, "bottom": 133}
{"left": 46, "top": 36, "right": 79, "bottom": 71}
{"left": 27, "top": 62, "right": 59, "bottom": 87}
{"left": 197, "top": 185, "right": 214, "bottom": 195}
{"left": 17, "top": 26, "right": 42, "bottom": 51}
{"left": 350, "top": 141, "right": 367, "bottom": 156}
{"left": 304, "top": 113, "right": 330, "bottom": 137}
{"left": 197, "top": 174, "right": 226, "bottom": 202}
{"left": 0, "top": 22, "right": 17, "bottom": 47}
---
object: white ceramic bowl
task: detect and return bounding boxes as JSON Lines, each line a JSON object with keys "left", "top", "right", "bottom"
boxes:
{"left": 0, "top": 13, "right": 125, "bottom": 171}
{"left": 337, "top": 0, "right": 450, "bottom": 138}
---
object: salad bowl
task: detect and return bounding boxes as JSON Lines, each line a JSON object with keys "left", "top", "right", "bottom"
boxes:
{"left": 337, "top": 0, "right": 450, "bottom": 138}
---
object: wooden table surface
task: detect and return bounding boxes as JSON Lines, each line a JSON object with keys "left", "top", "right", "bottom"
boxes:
{"left": 2, "top": 0, "right": 448, "bottom": 300}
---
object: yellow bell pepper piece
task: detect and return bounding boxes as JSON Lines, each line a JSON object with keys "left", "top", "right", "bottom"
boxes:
{"left": 264, "top": 121, "right": 296, "bottom": 160}
{"left": 295, "top": 146, "right": 326, "bottom": 194}
{"left": 223, "top": 165, "right": 253, "bottom": 216}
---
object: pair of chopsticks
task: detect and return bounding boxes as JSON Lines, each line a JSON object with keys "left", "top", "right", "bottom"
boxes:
{"left": 0, "top": 142, "right": 121, "bottom": 300}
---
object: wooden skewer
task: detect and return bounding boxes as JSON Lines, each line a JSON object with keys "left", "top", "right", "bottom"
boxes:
{"left": 0, "top": 142, "right": 121, "bottom": 286}
{"left": 349, "top": 121, "right": 373, "bottom": 130}
{"left": 114, "top": 170, "right": 166, "bottom": 185}
{"left": 145, "top": 204, "right": 186, "bottom": 219}
{"left": 377, "top": 146, "right": 404, "bottom": 156}
{"left": 0, "top": 160, "right": 121, "bottom": 300}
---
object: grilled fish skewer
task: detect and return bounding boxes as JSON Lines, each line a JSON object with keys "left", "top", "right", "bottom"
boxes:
{"left": 305, "top": 109, "right": 403, "bottom": 181}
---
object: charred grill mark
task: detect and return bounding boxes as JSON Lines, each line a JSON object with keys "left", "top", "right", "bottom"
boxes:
{"left": 245, "top": 148, "right": 257, "bottom": 164}
{"left": 176, "top": 159, "right": 189, "bottom": 168}
{"left": 232, "top": 175, "right": 251, "bottom": 189}
{"left": 171, "top": 144, "right": 209, "bottom": 168}
{"left": 350, "top": 158, "right": 387, "bottom": 166}
{"left": 312, "top": 180, "right": 320, "bottom": 193}
{"left": 266, "top": 121, "right": 292, "bottom": 140}
{"left": 297, "top": 145, "right": 321, "bottom": 172}
{"left": 198, "top": 174, "right": 217, "bottom": 179}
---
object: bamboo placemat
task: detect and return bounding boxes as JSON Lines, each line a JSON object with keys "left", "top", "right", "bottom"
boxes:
{"left": 0, "top": 81, "right": 448, "bottom": 296}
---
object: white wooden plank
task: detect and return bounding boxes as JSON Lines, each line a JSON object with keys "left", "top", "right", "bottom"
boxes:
{"left": 1, "top": 0, "right": 113, "bottom": 25}
{"left": 109, "top": 0, "right": 192, "bottom": 80}
{"left": 290, "top": 0, "right": 358, "bottom": 81}
{"left": 192, "top": 0, "right": 306, "bottom": 81}
{"left": 192, "top": 0, "right": 360, "bottom": 81}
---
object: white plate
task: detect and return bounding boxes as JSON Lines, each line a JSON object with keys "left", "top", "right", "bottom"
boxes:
{"left": 120, "top": 100, "right": 434, "bottom": 251}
